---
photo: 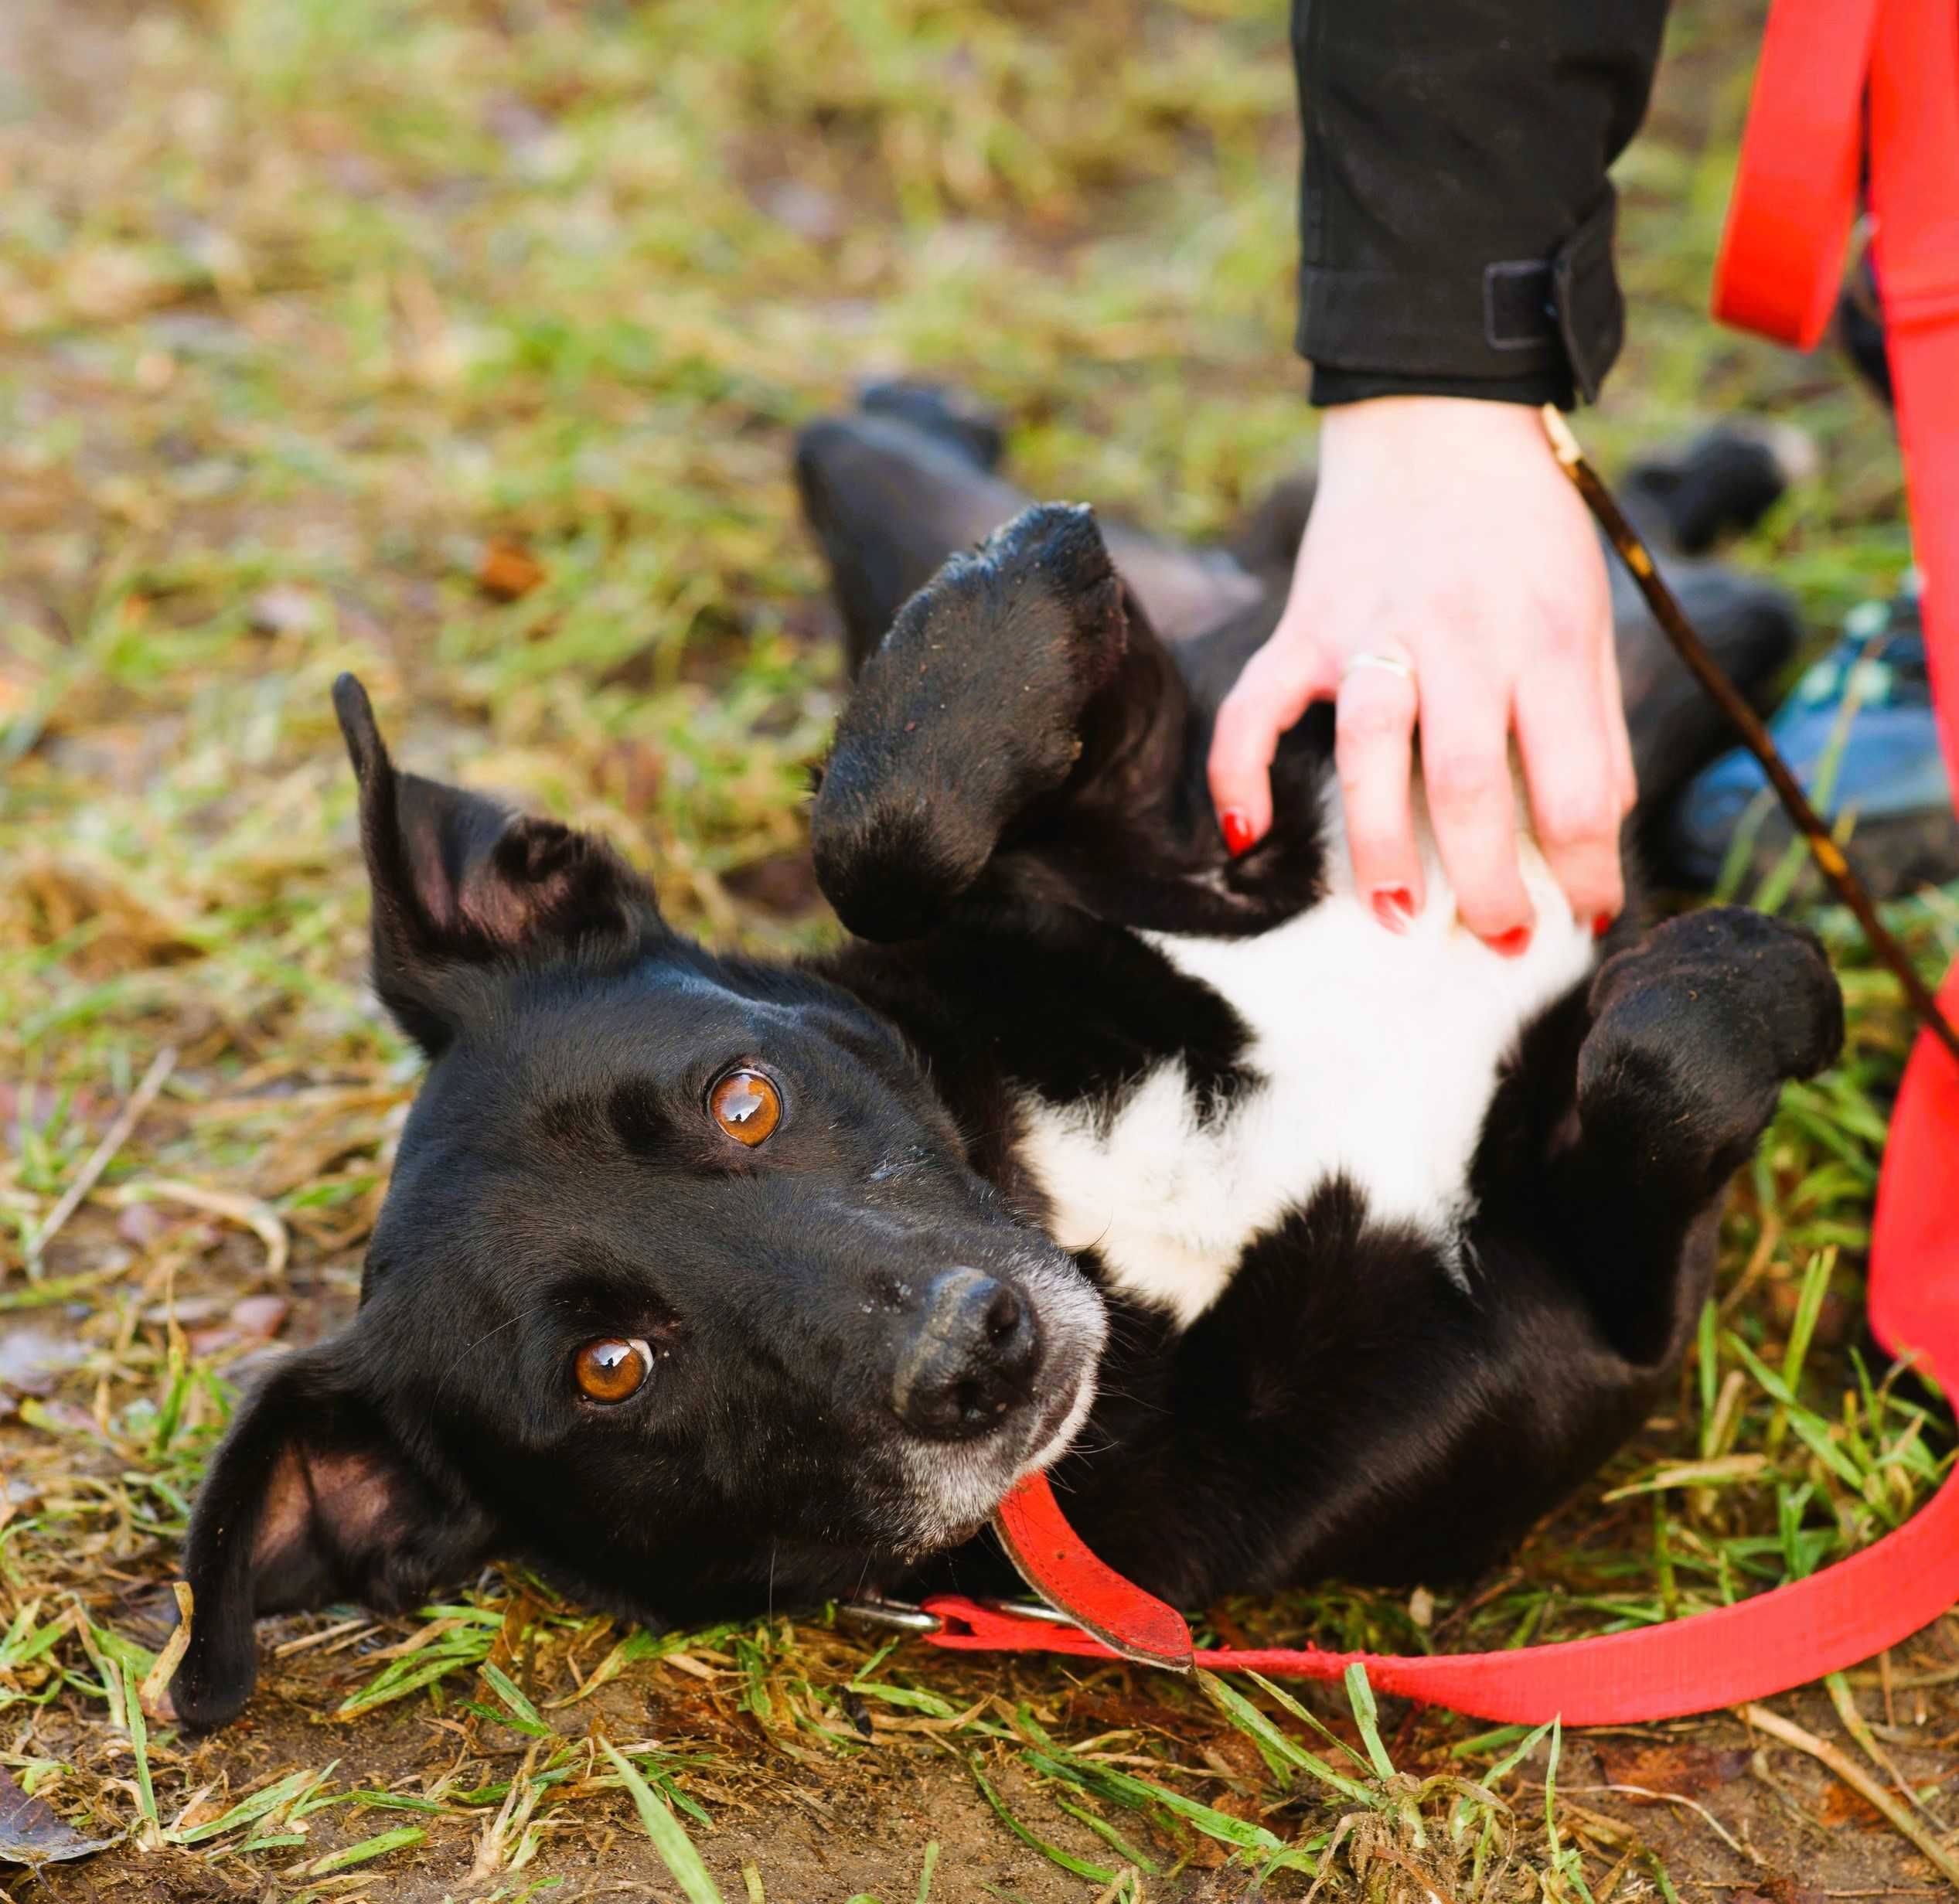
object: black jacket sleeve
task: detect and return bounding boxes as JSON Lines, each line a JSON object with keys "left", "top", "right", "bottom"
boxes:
{"left": 1294, "top": 0, "right": 1669, "bottom": 409}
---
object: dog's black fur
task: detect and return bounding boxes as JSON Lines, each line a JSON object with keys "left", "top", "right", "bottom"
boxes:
{"left": 172, "top": 397, "right": 1843, "bottom": 1727}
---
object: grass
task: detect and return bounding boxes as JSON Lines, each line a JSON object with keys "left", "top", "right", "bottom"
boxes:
{"left": 4, "top": 0, "right": 1958, "bottom": 1895}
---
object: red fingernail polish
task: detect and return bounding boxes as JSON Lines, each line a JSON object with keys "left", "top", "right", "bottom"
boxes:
{"left": 1593, "top": 912, "right": 1615, "bottom": 940}
{"left": 1371, "top": 887, "right": 1415, "bottom": 933}
{"left": 1220, "top": 809, "right": 1255, "bottom": 857}
{"left": 1484, "top": 925, "right": 1533, "bottom": 959}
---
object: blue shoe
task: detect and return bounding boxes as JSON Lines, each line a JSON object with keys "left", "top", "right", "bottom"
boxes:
{"left": 1668, "top": 577, "right": 1957, "bottom": 896}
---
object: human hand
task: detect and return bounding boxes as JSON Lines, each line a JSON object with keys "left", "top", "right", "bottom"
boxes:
{"left": 1206, "top": 396, "right": 1635, "bottom": 949}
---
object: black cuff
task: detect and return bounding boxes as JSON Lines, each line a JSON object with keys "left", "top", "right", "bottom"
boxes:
{"left": 1309, "top": 367, "right": 1575, "bottom": 409}
{"left": 1299, "top": 192, "right": 1623, "bottom": 407}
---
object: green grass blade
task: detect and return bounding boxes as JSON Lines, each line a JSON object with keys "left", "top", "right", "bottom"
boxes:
{"left": 1054, "top": 1800, "right": 1159, "bottom": 1875}
{"left": 1244, "top": 1671, "right": 1379, "bottom": 1779}
{"left": 1448, "top": 1722, "right": 1533, "bottom": 1762}
{"left": 1482, "top": 1718, "right": 1556, "bottom": 1787}
{"left": 844, "top": 1681, "right": 958, "bottom": 1718}
{"left": 305, "top": 1826, "right": 427, "bottom": 1875}
{"left": 335, "top": 1643, "right": 488, "bottom": 1718}
{"left": 601, "top": 1739, "right": 725, "bottom": 1904}
{"left": 1726, "top": 1333, "right": 1867, "bottom": 1490}
{"left": 1696, "top": 1299, "right": 1719, "bottom": 1459}
{"left": 969, "top": 1759, "right": 1115, "bottom": 1884}
{"left": 335, "top": 1791, "right": 451, "bottom": 1815}
{"left": 1196, "top": 1670, "right": 1375, "bottom": 1805}
{"left": 1780, "top": 1248, "right": 1836, "bottom": 1398}
{"left": 169, "top": 1766, "right": 331, "bottom": 1845}
{"left": 121, "top": 1666, "right": 156, "bottom": 1830}
{"left": 479, "top": 1660, "right": 553, "bottom": 1736}
{"left": 1342, "top": 1663, "right": 1395, "bottom": 1780}
{"left": 1021, "top": 1747, "right": 1284, "bottom": 1855}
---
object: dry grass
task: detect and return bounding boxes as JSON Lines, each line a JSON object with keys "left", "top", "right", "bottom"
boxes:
{"left": 2, "top": 0, "right": 1957, "bottom": 1896}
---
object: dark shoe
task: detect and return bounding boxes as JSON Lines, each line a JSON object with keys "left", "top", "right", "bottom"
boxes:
{"left": 1667, "top": 579, "right": 1958, "bottom": 898}
{"left": 855, "top": 380, "right": 1006, "bottom": 472}
{"left": 1622, "top": 424, "right": 1815, "bottom": 557}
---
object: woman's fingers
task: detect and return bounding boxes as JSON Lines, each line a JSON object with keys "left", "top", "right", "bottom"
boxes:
{"left": 1416, "top": 667, "right": 1535, "bottom": 948}
{"left": 1206, "top": 622, "right": 1331, "bottom": 853}
{"left": 1514, "top": 665, "right": 1627, "bottom": 932}
{"left": 1205, "top": 400, "right": 1630, "bottom": 941}
{"left": 1599, "top": 628, "right": 1640, "bottom": 820}
{"left": 1334, "top": 652, "right": 1423, "bottom": 927}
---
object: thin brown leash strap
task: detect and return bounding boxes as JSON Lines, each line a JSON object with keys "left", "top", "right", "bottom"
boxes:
{"left": 1542, "top": 405, "right": 1959, "bottom": 1070}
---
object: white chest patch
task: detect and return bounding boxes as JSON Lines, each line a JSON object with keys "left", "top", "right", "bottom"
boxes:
{"left": 1015, "top": 782, "right": 1596, "bottom": 1327}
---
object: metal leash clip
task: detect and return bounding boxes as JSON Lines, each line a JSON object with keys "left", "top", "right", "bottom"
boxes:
{"left": 836, "top": 1596, "right": 943, "bottom": 1635}
{"left": 975, "top": 1596, "right": 1079, "bottom": 1626}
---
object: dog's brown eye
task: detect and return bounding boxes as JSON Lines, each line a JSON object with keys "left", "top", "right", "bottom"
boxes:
{"left": 574, "top": 1338, "right": 650, "bottom": 1405}
{"left": 709, "top": 1068, "right": 781, "bottom": 1146}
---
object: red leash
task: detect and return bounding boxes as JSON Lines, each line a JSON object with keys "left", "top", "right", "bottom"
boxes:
{"left": 901, "top": 0, "right": 1959, "bottom": 1722}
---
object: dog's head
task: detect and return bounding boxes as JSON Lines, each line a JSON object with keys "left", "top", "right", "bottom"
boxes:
{"left": 171, "top": 676, "right": 1105, "bottom": 1728}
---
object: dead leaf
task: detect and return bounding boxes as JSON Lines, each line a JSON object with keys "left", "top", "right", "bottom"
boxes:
{"left": 0, "top": 1767, "right": 118, "bottom": 1866}
{"left": 1596, "top": 1740, "right": 1750, "bottom": 1800}
{"left": 187, "top": 1293, "right": 290, "bottom": 1357}
{"left": 591, "top": 737, "right": 666, "bottom": 810}
{"left": 108, "top": 1180, "right": 288, "bottom": 1278}
{"left": 138, "top": 1581, "right": 193, "bottom": 1720}
{"left": 1062, "top": 1688, "right": 1205, "bottom": 1737}
{"left": 229, "top": 1293, "right": 290, "bottom": 1337}
{"left": 141, "top": 1296, "right": 227, "bottom": 1327}
{"left": 7, "top": 853, "right": 203, "bottom": 976}
{"left": 1816, "top": 1777, "right": 1886, "bottom": 1828}
{"left": 478, "top": 538, "right": 546, "bottom": 601}
{"left": 60, "top": 244, "right": 179, "bottom": 324}
{"left": 1736, "top": 1880, "right": 1827, "bottom": 1904}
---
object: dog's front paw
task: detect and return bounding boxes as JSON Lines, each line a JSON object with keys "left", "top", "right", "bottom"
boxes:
{"left": 1579, "top": 907, "right": 1843, "bottom": 1183}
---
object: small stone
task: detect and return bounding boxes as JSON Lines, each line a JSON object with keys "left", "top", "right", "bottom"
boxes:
{"left": 247, "top": 585, "right": 326, "bottom": 637}
{"left": 117, "top": 1201, "right": 169, "bottom": 1247}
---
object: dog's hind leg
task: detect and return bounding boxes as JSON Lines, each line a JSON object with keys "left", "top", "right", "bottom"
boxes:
{"left": 796, "top": 412, "right": 1037, "bottom": 676}
{"left": 795, "top": 401, "right": 1262, "bottom": 673}
{"left": 1224, "top": 468, "right": 1317, "bottom": 587}
{"left": 854, "top": 380, "right": 1007, "bottom": 472}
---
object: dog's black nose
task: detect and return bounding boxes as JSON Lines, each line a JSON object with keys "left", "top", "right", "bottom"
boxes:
{"left": 891, "top": 1269, "right": 1039, "bottom": 1441}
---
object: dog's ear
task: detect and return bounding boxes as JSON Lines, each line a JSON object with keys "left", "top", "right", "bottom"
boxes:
{"left": 171, "top": 1344, "right": 494, "bottom": 1729}
{"left": 333, "top": 675, "right": 664, "bottom": 1053}
{"left": 811, "top": 503, "right": 1136, "bottom": 941}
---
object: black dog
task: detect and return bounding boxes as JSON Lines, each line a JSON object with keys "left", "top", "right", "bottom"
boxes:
{"left": 172, "top": 397, "right": 1842, "bottom": 1726}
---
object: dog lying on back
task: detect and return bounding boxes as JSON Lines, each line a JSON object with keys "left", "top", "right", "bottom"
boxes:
{"left": 172, "top": 393, "right": 1843, "bottom": 1726}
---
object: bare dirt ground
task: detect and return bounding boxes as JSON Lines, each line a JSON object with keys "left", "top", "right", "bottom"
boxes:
{"left": 3, "top": 0, "right": 1957, "bottom": 1899}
